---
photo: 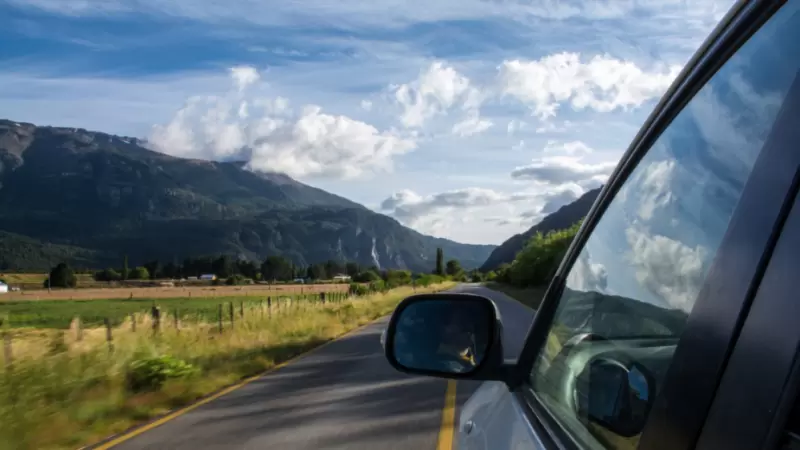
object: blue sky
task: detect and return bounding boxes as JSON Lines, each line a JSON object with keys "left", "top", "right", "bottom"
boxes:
{"left": 0, "top": 0, "right": 733, "bottom": 245}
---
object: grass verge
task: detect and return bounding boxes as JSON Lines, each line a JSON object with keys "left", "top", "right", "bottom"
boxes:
{"left": 0, "top": 283, "right": 452, "bottom": 450}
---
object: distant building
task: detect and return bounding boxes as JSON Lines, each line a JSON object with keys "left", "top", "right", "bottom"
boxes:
{"left": 292, "top": 278, "right": 305, "bottom": 284}
{"left": 332, "top": 274, "right": 351, "bottom": 282}
{"left": 0, "top": 281, "right": 8, "bottom": 294}
{"left": 200, "top": 274, "right": 217, "bottom": 281}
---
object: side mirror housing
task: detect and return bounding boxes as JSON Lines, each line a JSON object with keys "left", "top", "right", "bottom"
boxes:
{"left": 384, "top": 293, "right": 508, "bottom": 381}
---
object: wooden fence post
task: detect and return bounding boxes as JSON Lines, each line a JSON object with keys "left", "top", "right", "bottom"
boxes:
{"left": 75, "top": 316, "right": 83, "bottom": 341}
{"left": 229, "top": 302, "right": 235, "bottom": 328}
{"left": 218, "top": 304, "right": 224, "bottom": 334}
{"left": 131, "top": 313, "right": 136, "bottom": 332}
{"left": 151, "top": 305, "right": 161, "bottom": 334}
{"left": 239, "top": 302, "right": 244, "bottom": 319}
{"left": 104, "top": 318, "right": 114, "bottom": 353}
{"left": 321, "top": 292, "right": 326, "bottom": 305}
{"left": 174, "top": 309, "right": 180, "bottom": 332}
{"left": 268, "top": 297, "right": 272, "bottom": 317}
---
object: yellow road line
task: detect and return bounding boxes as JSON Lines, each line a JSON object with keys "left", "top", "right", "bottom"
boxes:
{"left": 89, "top": 319, "right": 382, "bottom": 450}
{"left": 437, "top": 380, "right": 458, "bottom": 450}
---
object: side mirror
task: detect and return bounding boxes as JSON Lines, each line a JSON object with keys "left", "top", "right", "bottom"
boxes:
{"left": 384, "top": 293, "right": 505, "bottom": 380}
{"left": 574, "top": 358, "right": 655, "bottom": 437}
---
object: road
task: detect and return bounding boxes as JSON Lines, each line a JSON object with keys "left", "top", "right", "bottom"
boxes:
{"left": 103, "top": 284, "right": 535, "bottom": 450}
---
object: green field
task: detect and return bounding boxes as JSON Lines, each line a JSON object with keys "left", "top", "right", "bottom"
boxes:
{"left": 0, "top": 293, "right": 339, "bottom": 329}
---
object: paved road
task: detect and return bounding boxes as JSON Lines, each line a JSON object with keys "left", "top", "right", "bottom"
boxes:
{"left": 108, "top": 284, "right": 535, "bottom": 450}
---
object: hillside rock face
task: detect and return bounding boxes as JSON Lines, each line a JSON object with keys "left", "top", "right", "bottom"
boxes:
{"left": 479, "top": 187, "right": 601, "bottom": 271}
{"left": 0, "top": 119, "right": 494, "bottom": 271}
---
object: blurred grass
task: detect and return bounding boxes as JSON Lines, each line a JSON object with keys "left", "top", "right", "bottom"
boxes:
{"left": 0, "top": 294, "right": 339, "bottom": 329}
{"left": 0, "top": 283, "right": 453, "bottom": 450}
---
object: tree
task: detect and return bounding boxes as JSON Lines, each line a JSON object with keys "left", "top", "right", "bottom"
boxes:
{"left": 345, "top": 262, "right": 360, "bottom": 277}
{"left": 353, "top": 270, "right": 381, "bottom": 283}
{"left": 435, "top": 247, "right": 444, "bottom": 276}
{"left": 261, "top": 256, "right": 293, "bottom": 281}
{"left": 236, "top": 260, "right": 259, "bottom": 280}
{"left": 122, "top": 254, "right": 129, "bottom": 281}
{"left": 509, "top": 221, "right": 581, "bottom": 287}
{"left": 94, "top": 267, "right": 121, "bottom": 282}
{"left": 310, "top": 263, "right": 327, "bottom": 280}
{"left": 212, "top": 255, "right": 234, "bottom": 278}
{"left": 162, "top": 262, "right": 179, "bottom": 279}
{"left": 445, "top": 259, "right": 462, "bottom": 277}
{"left": 46, "top": 262, "right": 77, "bottom": 288}
{"left": 129, "top": 266, "right": 150, "bottom": 280}
{"left": 143, "top": 260, "right": 161, "bottom": 280}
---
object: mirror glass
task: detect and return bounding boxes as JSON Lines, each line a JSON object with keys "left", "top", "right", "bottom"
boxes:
{"left": 391, "top": 298, "right": 492, "bottom": 374}
{"left": 574, "top": 359, "right": 653, "bottom": 437}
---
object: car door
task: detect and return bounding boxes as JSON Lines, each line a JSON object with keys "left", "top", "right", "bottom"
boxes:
{"left": 458, "top": 1, "right": 800, "bottom": 449}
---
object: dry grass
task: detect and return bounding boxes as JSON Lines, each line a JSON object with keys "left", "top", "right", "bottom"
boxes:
{"left": 0, "top": 282, "right": 347, "bottom": 301}
{"left": 0, "top": 283, "right": 453, "bottom": 450}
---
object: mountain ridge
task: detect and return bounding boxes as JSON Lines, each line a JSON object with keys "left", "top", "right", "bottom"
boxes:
{"left": 0, "top": 119, "right": 494, "bottom": 271}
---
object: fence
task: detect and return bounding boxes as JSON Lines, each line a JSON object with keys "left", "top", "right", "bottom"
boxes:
{"left": 0, "top": 290, "right": 357, "bottom": 366}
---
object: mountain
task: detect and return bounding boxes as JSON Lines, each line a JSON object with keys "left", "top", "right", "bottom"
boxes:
{"left": 0, "top": 119, "right": 494, "bottom": 272}
{"left": 479, "top": 187, "right": 601, "bottom": 271}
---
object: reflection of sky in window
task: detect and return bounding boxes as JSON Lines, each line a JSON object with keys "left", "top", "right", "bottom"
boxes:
{"left": 566, "top": 4, "right": 800, "bottom": 312}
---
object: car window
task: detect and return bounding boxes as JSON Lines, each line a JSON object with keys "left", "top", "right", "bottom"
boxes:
{"left": 526, "top": 4, "right": 800, "bottom": 450}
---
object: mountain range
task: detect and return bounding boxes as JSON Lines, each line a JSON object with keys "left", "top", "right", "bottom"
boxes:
{"left": 0, "top": 119, "right": 495, "bottom": 272}
{"left": 480, "top": 187, "right": 601, "bottom": 271}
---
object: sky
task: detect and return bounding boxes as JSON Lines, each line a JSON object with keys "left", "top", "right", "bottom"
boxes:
{"left": 0, "top": 0, "right": 735, "bottom": 245}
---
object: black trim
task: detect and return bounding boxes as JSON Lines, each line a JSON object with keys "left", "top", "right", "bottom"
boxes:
{"left": 507, "top": 1, "right": 791, "bottom": 449}
{"left": 693, "top": 73, "right": 800, "bottom": 449}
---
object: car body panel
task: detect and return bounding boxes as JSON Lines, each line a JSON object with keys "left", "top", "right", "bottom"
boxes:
{"left": 458, "top": 382, "right": 544, "bottom": 450}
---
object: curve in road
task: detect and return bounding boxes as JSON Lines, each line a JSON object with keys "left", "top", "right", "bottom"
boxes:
{"left": 93, "top": 284, "right": 535, "bottom": 450}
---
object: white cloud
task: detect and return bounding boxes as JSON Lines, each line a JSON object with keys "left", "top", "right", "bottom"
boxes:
{"left": 452, "top": 113, "right": 493, "bottom": 137}
{"left": 567, "top": 249, "right": 608, "bottom": 293}
{"left": 498, "top": 52, "right": 681, "bottom": 119}
{"left": 380, "top": 187, "right": 526, "bottom": 223}
{"left": 392, "top": 61, "right": 481, "bottom": 128}
{"left": 625, "top": 225, "right": 708, "bottom": 312}
{"left": 511, "top": 154, "right": 617, "bottom": 185}
{"left": 507, "top": 119, "right": 526, "bottom": 135}
{"left": 360, "top": 100, "right": 373, "bottom": 111}
{"left": 149, "top": 67, "right": 416, "bottom": 179}
{"left": 543, "top": 140, "right": 593, "bottom": 155}
{"left": 229, "top": 66, "right": 260, "bottom": 92}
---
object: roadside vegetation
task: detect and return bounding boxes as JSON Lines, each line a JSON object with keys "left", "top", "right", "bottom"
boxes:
{"left": 486, "top": 221, "right": 582, "bottom": 309}
{"left": 0, "top": 283, "right": 453, "bottom": 450}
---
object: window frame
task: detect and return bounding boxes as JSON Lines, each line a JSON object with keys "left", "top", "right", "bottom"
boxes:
{"left": 504, "top": 1, "right": 794, "bottom": 449}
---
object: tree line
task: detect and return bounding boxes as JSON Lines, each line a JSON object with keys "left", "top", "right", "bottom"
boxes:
{"left": 38, "top": 246, "right": 478, "bottom": 289}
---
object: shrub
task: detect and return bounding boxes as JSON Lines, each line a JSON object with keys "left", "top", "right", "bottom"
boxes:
{"left": 352, "top": 270, "right": 381, "bottom": 283}
{"left": 129, "top": 266, "right": 150, "bottom": 280}
{"left": 126, "top": 356, "right": 198, "bottom": 392}
{"left": 508, "top": 221, "right": 581, "bottom": 287}
{"left": 225, "top": 274, "right": 251, "bottom": 285}
{"left": 94, "top": 267, "right": 121, "bottom": 282}
{"left": 45, "top": 263, "right": 77, "bottom": 288}
{"left": 369, "top": 280, "right": 387, "bottom": 293}
{"left": 349, "top": 283, "right": 369, "bottom": 296}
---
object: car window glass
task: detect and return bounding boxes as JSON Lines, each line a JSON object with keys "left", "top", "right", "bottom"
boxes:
{"left": 527, "top": 4, "right": 800, "bottom": 450}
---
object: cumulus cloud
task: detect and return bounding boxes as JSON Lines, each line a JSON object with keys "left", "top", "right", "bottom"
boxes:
{"left": 543, "top": 140, "right": 593, "bottom": 155}
{"left": 392, "top": 61, "right": 482, "bottom": 128}
{"left": 229, "top": 66, "right": 260, "bottom": 92}
{"left": 511, "top": 155, "right": 617, "bottom": 185}
{"left": 149, "top": 67, "right": 416, "bottom": 179}
{"left": 360, "top": 99, "right": 373, "bottom": 111}
{"left": 567, "top": 249, "right": 608, "bottom": 293}
{"left": 380, "top": 187, "right": 528, "bottom": 223}
{"left": 625, "top": 225, "right": 708, "bottom": 312}
{"left": 452, "top": 113, "right": 493, "bottom": 137}
{"left": 498, "top": 52, "right": 681, "bottom": 119}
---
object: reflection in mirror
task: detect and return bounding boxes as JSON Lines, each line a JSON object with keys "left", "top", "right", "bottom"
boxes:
{"left": 392, "top": 298, "right": 491, "bottom": 375}
{"left": 574, "top": 359, "right": 653, "bottom": 438}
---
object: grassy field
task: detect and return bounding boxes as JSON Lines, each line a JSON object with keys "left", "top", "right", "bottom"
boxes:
{"left": 0, "top": 283, "right": 453, "bottom": 450}
{"left": 0, "top": 282, "right": 347, "bottom": 301}
{"left": 0, "top": 291, "right": 346, "bottom": 329}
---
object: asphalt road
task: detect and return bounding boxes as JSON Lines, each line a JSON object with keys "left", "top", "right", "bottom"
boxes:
{"left": 108, "top": 284, "right": 535, "bottom": 450}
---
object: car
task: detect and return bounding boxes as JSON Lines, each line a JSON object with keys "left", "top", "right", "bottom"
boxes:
{"left": 382, "top": 2, "right": 800, "bottom": 449}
